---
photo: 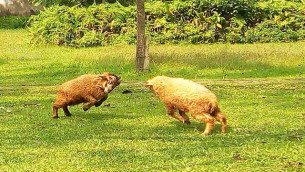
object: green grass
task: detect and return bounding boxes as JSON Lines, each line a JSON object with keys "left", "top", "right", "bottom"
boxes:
{"left": 0, "top": 29, "right": 304, "bottom": 171}
{"left": 0, "top": 29, "right": 304, "bottom": 86}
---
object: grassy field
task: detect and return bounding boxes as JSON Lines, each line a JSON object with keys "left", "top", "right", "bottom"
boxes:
{"left": 0, "top": 30, "right": 304, "bottom": 85}
{"left": 0, "top": 29, "right": 304, "bottom": 171}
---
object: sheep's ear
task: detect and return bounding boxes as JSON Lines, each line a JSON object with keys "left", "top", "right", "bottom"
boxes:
{"left": 98, "top": 75, "right": 108, "bottom": 81}
{"left": 145, "top": 82, "right": 153, "bottom": 87}
{"left": 109, "top": 75, "right": 116, "bottom": 81}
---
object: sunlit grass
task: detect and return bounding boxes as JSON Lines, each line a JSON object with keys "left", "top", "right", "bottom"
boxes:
{"left": 0, "top": 29, "right": 304, "bottom": 171}
{"left": 0, "top": 29, "right": 304, "bottom": 86}
{"left": 0, "top": 81, "right": 304, "bottom": 171}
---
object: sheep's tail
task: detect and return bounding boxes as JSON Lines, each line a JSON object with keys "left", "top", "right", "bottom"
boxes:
{"left": 205, "top": 99, "right": 219, "bottom": 116}
{"left": 211, "top": 106, "right": 220, "bottom": 116}
{"left": 211, "top": 106, "right": 227, "bottom": 133}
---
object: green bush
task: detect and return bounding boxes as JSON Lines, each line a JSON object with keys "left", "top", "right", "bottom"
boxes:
{"left": 30, "top": 0, "right": 135, "bottom": 7}
{"left": 0, "top": 16, "right": 30, "bottom": 29}
{"left": 28, "top": 0, "right": 305, "bottom": 47}
{"left": 246, "top": 14, "right": 305, "bottom": 43}
{"left": 29, "top": 4, "right": 136, "bottom": 47}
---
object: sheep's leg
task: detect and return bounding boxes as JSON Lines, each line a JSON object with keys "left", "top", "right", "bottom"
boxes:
{"left": 63, "top": 106, "right": 72, "bottom": 117}
{"left": 53, "top": 103, "right": 64, "bottom": 118}
{"left": 191, "top": 113, "right": 215, "bottom": 135}
{"left": 53, "top": 101, "right": 64, "bottom": 118}
{"left": 95, "top": 95, "right": 108, "bottom": 107}
{"left": 214, "top": 111, "right": 227, "bottom": 133}
{"left": 178, "top": 110, "right": 191, "bottom": 124}
{"left": 53, "top": 106, "right": 59, "bottom": 119}
{"left": 83, "top": 96, "right": 97, "bottom": 111}
{"left": 166, "top": 106, "right": 186, "bottom": 123}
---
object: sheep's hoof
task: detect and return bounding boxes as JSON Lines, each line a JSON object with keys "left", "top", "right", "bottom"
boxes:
{"left": 184, "top": 120, "right": 191, "bottom": 124}
{"left": 53, "top": 116, "right": 59, "bottom": 119}
{"left": 95, "top": 103, "right": 102, "bottom": 107}
{"left": 83, "top": 107, "right": 89, "bottom": 111}
{"left": 221, "top": 127, "right": 227, "bottom": 134}
{"left": 200, "top": 132, "right": 209, "bottom": 136}
{"left": 65, "top": 114, "right": 72, "bottom": 117}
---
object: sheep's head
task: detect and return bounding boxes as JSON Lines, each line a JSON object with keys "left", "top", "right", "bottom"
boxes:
{"left": 145, "top": 76, "right": 167, "bottom": 93}
{"left": 99, "top": 72, "right": 121, "bottom": 94}
{"left": 145, "top": 79, "right": 154, "bottom": 89}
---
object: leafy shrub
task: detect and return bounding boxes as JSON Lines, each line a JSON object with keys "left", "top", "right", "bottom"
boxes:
{"left": 30, "top": 0, "right": 135, "bottom": 7}
{"left": 0, "top": 16, "right": 30, "bottom": 29}
{"left": 28, "top": 0, "right": 305, "bottom": 46}
{"left": 246, "top": 14, "right": 305, "bottom": 43}
{"left": 29, "top": 4, "right": 136, "bottom": 47}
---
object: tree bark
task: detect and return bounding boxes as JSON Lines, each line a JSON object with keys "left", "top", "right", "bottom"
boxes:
{"left": 136, "top": 0, "right": 149, "bottom": 71}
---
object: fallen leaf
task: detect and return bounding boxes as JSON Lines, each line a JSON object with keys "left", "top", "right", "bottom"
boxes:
{"left": 285, "top": 162, "right": 304, "bottom": 167}
{"left": 280, "top": 157, "right": 288, "bottom": 160}
{"left": 232, "top": 154, "right": 246, "bottom": 161}
{"left": 23, "top": 103, "right": 41, "bottom": 107}
{"left": 288, "top": 134, "right": 302, "bottom": 139}
{"left": 155, "top": 137, "right": 163, "bottom": 140}
{"left": 0, "top": 114, "right": 13, "bottom": 117}
{"left": 122, "top": 90, "right": 132, "bottom": 94}
{"left": 149, "top": 102, "right": 156, "bottom": 106}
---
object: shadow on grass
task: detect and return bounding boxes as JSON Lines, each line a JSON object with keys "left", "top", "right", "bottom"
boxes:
{"left": 167, "top": 120, "right": 231, "bottom": 134}
{"left": 76, "top": 111, "right": 141, "bottom": 120}
{"left": 33, "top": 110, "right": 304, "bottom": 147}
{"left": 79, "top": 121, "right": 304, "bottom": 170}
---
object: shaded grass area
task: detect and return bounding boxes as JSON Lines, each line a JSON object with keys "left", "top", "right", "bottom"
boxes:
{"left": 0, "top": 29, "right": 304, "bottom": 86}
{"left": 0, "top": 81, "right": 304, "bottom": 171}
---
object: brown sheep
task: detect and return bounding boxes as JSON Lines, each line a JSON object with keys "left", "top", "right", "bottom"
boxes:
{"left": 53, "top": 72, "right": 121, "bottom": 118}
{"left": 145, "top": 76, "right": 227, "bottom": 135}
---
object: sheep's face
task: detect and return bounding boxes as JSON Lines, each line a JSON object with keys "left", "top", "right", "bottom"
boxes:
{"left": 145, "top": 79, "right": 154, "bottom": 90}
{"left": 145, "top": 76, "right": 166, "bottom": 92}
{"left": 99, "top": 72, "right": 121, "bottom": 94}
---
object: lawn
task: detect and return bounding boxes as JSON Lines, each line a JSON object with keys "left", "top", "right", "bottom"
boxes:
{"left": 0, "top": 29, "right": 304, "bottom": 171}
{"left": 1, "top": 30, "right": 304, "bottom": 85}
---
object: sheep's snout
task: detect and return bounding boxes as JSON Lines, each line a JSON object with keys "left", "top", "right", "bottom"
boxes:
{"left": 104, "top": 83, "right": 119, "bottom": 94}
{"left": 104, "top": 87, "right": 110, "bottom": 94}
{"left": 103, "top": 78, "right": 121, "bottom": 94}
{"left": 145, "top": 80, "right": 153, "bottom": 88}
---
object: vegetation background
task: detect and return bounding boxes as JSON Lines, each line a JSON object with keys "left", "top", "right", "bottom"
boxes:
{"left": 27, "top": 0, "right": 305, "bottom": 47}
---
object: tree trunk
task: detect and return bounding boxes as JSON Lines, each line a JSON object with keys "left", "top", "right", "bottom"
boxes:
{"left": 136, "top": 0, "right": 149, "bottom": 71}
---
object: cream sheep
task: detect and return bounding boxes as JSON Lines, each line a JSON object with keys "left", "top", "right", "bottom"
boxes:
{"left": 53, "top": 72, "right": 121, "bottom": 118}
{"left": 145, "top": 76, "right": 227, "bottom": 135}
